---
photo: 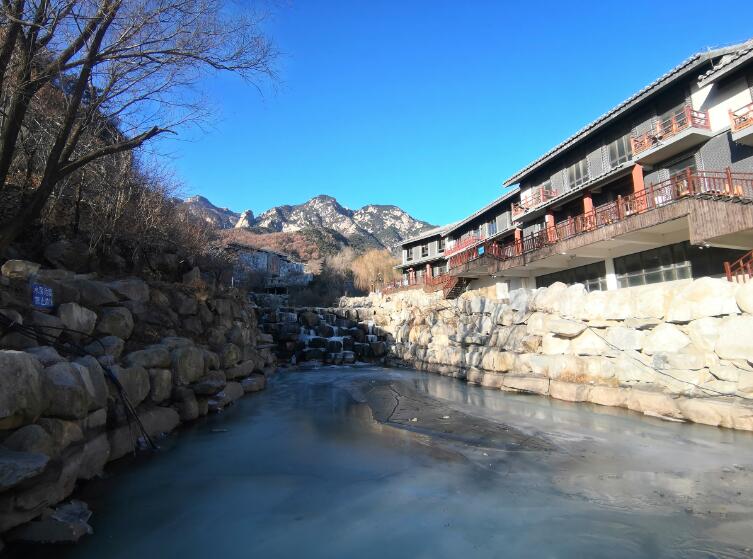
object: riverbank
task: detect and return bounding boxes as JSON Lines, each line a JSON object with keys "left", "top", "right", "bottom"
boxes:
{"left": 7, "top": 366, "right": 753, "bottom": 558}
{"left": 339, "top": 278, "right": 753, "bottom": 431}
{"left": 0, "top": 260, "right": 275, "bottom": 547}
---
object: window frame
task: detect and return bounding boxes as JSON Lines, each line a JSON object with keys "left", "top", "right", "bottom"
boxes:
{"left": 607, "top": 134, "right": 633, "bottom": 168}
{"left": 567, "top": 158, "right": 590, "bottom": 188}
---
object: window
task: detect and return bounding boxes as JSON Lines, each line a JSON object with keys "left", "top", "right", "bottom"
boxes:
{"left": 432, "top": 263, "right": 447, "bottom": 276}
{"left": 487, "top": 218, "right": 497, "bottom": 236}
{"left": 608, "top": 134, "right": 633, "bottom": 167}
{"left": 437, "top": 238, "right": 445, "bottom": 253}
{"left": 405, "top": 248, "right": 413, "bottom": 262}
{"left": 536, "top": 261, "right": 607, "bottom": 292}
{"left": 421, "top": 244, "right": 428, "bottom": 258}
{"left": 615, "top": 241, "right": 747, "bottom": 288}
{"left": 567, "top": 159, "right": 589, "bottom": 188}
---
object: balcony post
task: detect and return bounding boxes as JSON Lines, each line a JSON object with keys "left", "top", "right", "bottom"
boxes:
{"left": 631, "top": 164, "right": 646, "bottom": 212}
{"left": 545, "top": 210, "right": 556, "bottom": 243}
{"left": 514, "top": 227, "right": 522, "bottom": 256}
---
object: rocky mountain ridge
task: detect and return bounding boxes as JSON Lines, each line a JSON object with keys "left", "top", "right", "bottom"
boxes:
{"left": 183, "top": 194, "right": 434, "bottom": 251}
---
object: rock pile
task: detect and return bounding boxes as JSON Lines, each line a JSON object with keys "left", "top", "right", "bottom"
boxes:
{"left": 0, "top": 259, "right": 274, "bottom": 545}
{"left": 260, "top": 307, "right": 389, "bottom": 365}
{"left": 340, "top": 278, "right": 753, "bottom": 431}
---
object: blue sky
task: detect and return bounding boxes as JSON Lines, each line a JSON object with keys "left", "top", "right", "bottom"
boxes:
{"left": 160, "top": 0, "right": 753, "bottom": 226}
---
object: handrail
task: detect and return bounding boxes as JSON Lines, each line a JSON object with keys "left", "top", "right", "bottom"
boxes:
{"left": 725, "top": 249, "right": 753, "bottom": 283}
{"left": 631, "top": 106, "right": 710, "bottom": 155}
{"left": 730, "top": 103, "right": 753, "bottom": 132}
{"left": 446, "top": 169, "right": 753, "bottom": 273}
{"left": 512, "top": 186, "right": 556, "bottom": 218}
{"left": 444, "top": 234, "right": 484, "bottom": 257}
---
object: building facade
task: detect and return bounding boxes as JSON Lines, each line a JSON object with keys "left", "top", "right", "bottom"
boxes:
{"left": 396, "top": 38, "right": 753, "bottom": 298}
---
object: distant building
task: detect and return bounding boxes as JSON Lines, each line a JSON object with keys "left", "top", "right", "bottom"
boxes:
{"left": 396, "top": 38, "right": 753, "bottom": 298}
{"left": 226, "top": 243, "right": 312, "bottom": 292}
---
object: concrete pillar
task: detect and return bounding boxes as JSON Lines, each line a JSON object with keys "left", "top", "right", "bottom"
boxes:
{"left": 583, "top": 191, "right": 593, "bottom": 213}
{"left": 632, "top": 164, "right": 646, "bottom": 212}
{"left": 604, "top": 256, "right": 618, "bottom": 290}
{"left": 425, "top": 264, "right": 432, "bottom": 279}
{"left": 545, "top": 210, "right": 556, "bottom": 242}
{"left": 514, "top": 228, "right": 522, "bottom": 255}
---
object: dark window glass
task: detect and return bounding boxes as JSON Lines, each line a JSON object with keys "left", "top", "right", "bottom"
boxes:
{"left": 536, "top": 261, "right": 607, "bottom": 292}
{"left": 567, "top": 159, "right": 590, "bottom": 188}
{"left": 608, "top": 135, "right": 633, "bottom": 167}
{"left": 437, "top": 238, "right": 445, "bottom": 253}
{"left": 421, "top": 244, "right": 429, "bottom": 258}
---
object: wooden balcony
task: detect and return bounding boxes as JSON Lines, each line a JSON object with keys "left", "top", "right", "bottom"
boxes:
{"left": 730, "top": 103, "right": 753, "bottom": 146}
{"left": 444, "top": 234, "right": 484, "bottom": 257}
{"left": 449, "top": 169, "right": 753, "bottom": 275}
{"left": 511, "top": 186, "right": 556, "bottom": 219}
{"left": 631, "top": 106, "right": 712, "bottom": 165}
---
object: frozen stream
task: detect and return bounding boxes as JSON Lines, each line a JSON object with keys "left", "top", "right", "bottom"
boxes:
{"left": 15, "top": 366, "right": 753, "bottom": 558}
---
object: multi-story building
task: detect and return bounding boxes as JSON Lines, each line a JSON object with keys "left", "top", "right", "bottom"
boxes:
{"left": 395, "top": 38, "right": 753, "bottom": 298}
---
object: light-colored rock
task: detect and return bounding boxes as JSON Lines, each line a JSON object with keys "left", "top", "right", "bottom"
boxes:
{"left": 25, "top": 346, "right": 65, "bottom": 367}
{"left": 547, "top": 318, "right": 587, "bottom": 338}
{"left": 1, "top": 259, "right": 40, "bottom": 279}
{"left": 569, "top": 329, "right": 611, "bottom": 356}
{"left": 3, "top": 424, "right": 56, "bottom": 457}
{"left": 549, "top": 380, "right": 590, "bottom": 402}
{"left": 687, "top": 317, "right": 721, "bottom": 352}
{"left": 605, "top": 326, "right": 644, "bottom": 351}
{"left": 642, "top": 323, "right": 690, "bottom": 355}
{"left": 714, "top": 315, "right": 753, "bottom": 362}
{"left": 241, "top": 374, "right": 266, "bottom": 393}
{"left": 735, "top": 281, "right": 753, "bottom": 314}
{"left": 665, "top": 277, "right": 740, "bottom": 323}
{"left": 108, "top": 365, "right": 150, "bottom": 407}
{"left": 503, "top": 376, "right": 549, "bottom": 395}
{"left": 480, "top": 350, "right": 516, "bottom": 372}
{"left": 541, "top": 333, "right": 570, "bottom": 355}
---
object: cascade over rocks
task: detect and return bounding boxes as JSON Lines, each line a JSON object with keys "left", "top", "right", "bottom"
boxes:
{"left": 0, "top": 259, "right": 274, "bottom": 542}
{"left": 338, "top": 278, "right": 753, "bottom": 432}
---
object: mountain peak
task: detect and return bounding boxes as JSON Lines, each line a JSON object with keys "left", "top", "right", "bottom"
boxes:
{"left": 183, "top": 193, "right": 434, "bottom": 252}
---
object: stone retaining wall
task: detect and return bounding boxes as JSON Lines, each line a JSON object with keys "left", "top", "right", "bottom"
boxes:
{"left": 0, "top": 260, "right": 275, "bottom": 545}
{"left": 340, "top": 277, "right": 753, "bottom": 431}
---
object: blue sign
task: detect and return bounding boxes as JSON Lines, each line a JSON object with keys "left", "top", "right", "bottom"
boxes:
{"left": 478, "top": 246, "right": 485, "bottom": 255}
{"left": 31, "top": 284, "right": 54, "bottom": 308}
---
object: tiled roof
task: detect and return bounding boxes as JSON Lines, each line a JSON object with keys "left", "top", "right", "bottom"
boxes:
{"left": 399, "top": 222, "right": 457, "bottom": 246}
{"left": 698, "top": 39, "right": 753, "bottom": 84}
{"left": 443, "top": 187, "right": 520, "bottom": 236}
{"left": 504, "top": 39, "right": 752, "bottom": 187}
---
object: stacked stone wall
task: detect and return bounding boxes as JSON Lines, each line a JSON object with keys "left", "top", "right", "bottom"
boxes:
{"left": 341, "top": 277, "right": 753, "bottom": 431}
{"left": 0, "top": 260, "right": 275, "bottom": 544}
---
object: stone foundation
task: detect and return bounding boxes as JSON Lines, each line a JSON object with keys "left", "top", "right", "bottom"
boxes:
{"left": 340, "top": 277, "right": 753, "bottom": 431}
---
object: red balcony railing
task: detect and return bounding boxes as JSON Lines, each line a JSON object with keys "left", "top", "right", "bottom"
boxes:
{"left": 444, "top": 234, "right": 484, "bottom": 257}
{"left": 511, "top": 186, "right": 556, "bottom": 218}
{"left": 730, "top": 103, "right": 753, "bottom": 132}
{"left": 447, "top": 169, "right": 753, "bottom": 272}
{"left": 631, "top": 106, "right": 710, "bottom": 155}
{"left": 725, "top": 250, "right": 753, "bottom": 283}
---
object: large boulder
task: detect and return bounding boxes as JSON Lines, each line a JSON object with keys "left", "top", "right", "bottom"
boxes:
{"left": 241, "top": 374, "right": 266, "bottom": 393}
{"left": 107, "top": 365, "right": 150, "bottom": 408}
{"left": 0, "top": 351, "right": 46, "bottom": 429}
{"left": 123, "top": 347, "right": 171, "bottom": 369}
{"left": 0, "top": 448, "right": 50, "bottom": 492}
{"left": 83, "top": 335, "right": 124, "bottom": 358}
{"left": 147, "top": 369, "right": 172, "bottom": 402}
{"left": 57, "top": 302, "right": 97, "bottom": 338}
{"left": 70, "top": 279, "right": 118, "bottom": 307}
{"left": 42, "top": 362, "right": 90, "bottom": 420}
{"left": 72, "top": 356, "right": 109, "bottom": 410}
{"left": 665, "top": 277, "right": 740, "bottom": 323}
{"left": 3, "top": 424, "right": 56, "bottom": 457}
{"left": 171, "top": 345, "right": 205, "bottom": 385}
{"left": 6, "top": 500, "right": 93, "bottom": 544}
{"left": 26, "top": 346, "right": 65, "bottom": 367}
{"left": 219, "top": 343, "right": 241, "bottom": 369}
{"left": 1, "top": 259, "right": 40, "bottom": 280}
{"left": 642, "top": 323, "right": 690, "bottom": 355}
{"left": 735, "top": 281, "right": 753, "bottom": 314}
{"left": 687, "top": 317, "right": 721, "bottom": 353}
{"left": 191, "top": 371, "right": 227, "bottom": 396}
{"left": 95, "top": 307, "right": 134, "bottom": 339}
{"left": 108, "top": 407, "right": 180, "bottom": 460}
{"left": 106, "top": 278, "right": 149, "bottom": 303}
{"left": 714, "top": 315, "right": 753, "bottom": 362}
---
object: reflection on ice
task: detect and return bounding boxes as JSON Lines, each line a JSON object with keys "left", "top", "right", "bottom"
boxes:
{"left": 18, "top": 366, "right": 753, "bottom": 559}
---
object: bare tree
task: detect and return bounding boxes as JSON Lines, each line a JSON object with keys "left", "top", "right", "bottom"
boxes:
{"left": 351, "top": 249, "right": 400, "bottom": 291}
{"left": 0, "top": 0, "right": 276, "bottom": 250}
